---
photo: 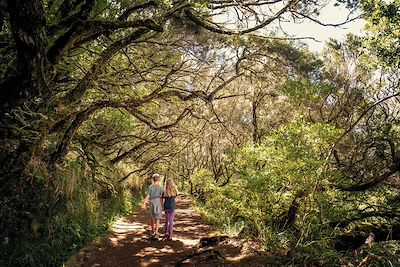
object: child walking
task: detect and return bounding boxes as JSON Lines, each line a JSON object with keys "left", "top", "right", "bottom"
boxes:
{"left": 162, "top": 178, "right": 178, "bottom": 240}
{"left": 141, "top": 173, "right": 163, "bottom": 239}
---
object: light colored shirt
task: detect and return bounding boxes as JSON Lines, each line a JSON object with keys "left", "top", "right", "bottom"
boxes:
{"left": 148, "top": 184, "right": 163, "bottom": 199}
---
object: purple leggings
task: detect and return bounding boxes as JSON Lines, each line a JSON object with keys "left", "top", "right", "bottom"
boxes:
{"left": 164, "top": 209, "right": 175, "bottom": 237}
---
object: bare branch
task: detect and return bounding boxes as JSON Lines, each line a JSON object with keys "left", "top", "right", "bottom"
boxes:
{"left": 111, "top": 141, "right": 153, "bottom": 164}
{"left": 48, "top": 19, "right": 162, "bottom": 64}
{"left": 63, "top": 27, "right": 152, "bottom": 103}
{"left": 339, "top": 163, "right": 400, "bottom": 192}
{"left": 119, "top": 1, "right": 158, "bottom": 21}
{"left": 127, "top": 108, "right": 191, "bottom": 131}
{"left": 291, "top": 10, "right": 360, "bottom": 28}
{"left": 184, "top": 0, "right": 298, "bottom": 35}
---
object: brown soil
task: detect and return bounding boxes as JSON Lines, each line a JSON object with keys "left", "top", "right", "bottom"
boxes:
{"left": 66, "top": 197, "right": 217, "bottom": 267}
{"left": 66, "top": 197, "right": 275, "bottom": 267}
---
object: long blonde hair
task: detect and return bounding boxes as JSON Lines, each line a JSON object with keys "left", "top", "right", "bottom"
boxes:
{"left": 164, "top": 178, "right": 178, "bottom": 197}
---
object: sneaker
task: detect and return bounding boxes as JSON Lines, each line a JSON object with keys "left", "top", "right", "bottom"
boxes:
{"left": 149, "top": 232, "right": 157, "bottom": 240}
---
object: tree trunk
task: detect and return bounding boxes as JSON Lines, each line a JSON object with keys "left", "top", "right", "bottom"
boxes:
{"left": 252, "top": 97, "right": 259, "bottom": 144}
{"left": 278, "top": 190, "right": 307, "bottom": 229}
{"left": 1, "top": 0, "right": 48, "bottom": 111}
{"left": 0, "top": 0, "right": 49, "bottom": 243}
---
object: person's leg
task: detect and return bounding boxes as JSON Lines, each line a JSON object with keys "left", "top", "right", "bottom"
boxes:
{"left": 169, "top": 209, "right": 175, "bottom": 238}
{"left": 150, "top": 218, "right": 155, "bottom": 233}
{"left": 164, "top": 210, "right": 173, "bottom": 238}
{"left": 164, "top": 212, "right": 169, "bottom": 234}
{"left": 155, "top": 219, "right": 160, "bottom": 235}
{"left": 164, "top": 210, "right": 171, "bottom": 236}
{"left": 149, "top": 202, "right": 155, "bottom": 234}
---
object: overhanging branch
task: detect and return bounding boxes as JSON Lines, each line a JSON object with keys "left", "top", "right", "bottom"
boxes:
{"left": 338, "top": 162, "right": 400, "bottom": 192}
{"left": 48, "top": 19, "right": 162, "bottom": 64}
{"left": 184, "top": 0, "right": 297, "bottom": 35}
{"left": 63, "top": 27, "right": 152, "bottom": 103}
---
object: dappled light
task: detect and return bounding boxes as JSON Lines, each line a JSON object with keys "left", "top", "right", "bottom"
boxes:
{"left": 73, "top": 198, "right": 219, "bottom": 266}
{"left": 2, "top": 0, "right": 400, "bottom": 266}
{"left": 112, "top": 221, "right": 146, "bottom": 232}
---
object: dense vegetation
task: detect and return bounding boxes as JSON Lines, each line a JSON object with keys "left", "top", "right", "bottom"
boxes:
{"left": 1, "top": 0, "right": 400, "bottom": 266}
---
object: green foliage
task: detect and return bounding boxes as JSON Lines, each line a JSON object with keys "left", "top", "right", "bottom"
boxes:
{"left": 282, "top": 80, "right": 334, "bottom": 103}
{"left": 190, "top": 168, "right": 216, "bottom": 192}
{"left": 0, "top": 157, "right": 143, "bottom": 267}
{"left": 266, "top": 41, "right": 323, "bottom": 75}
{"left": 92, "top": 0, "right": 108, "bottom": 16}
{"left": 3, "top": 0, "right": 400, "bottom": 266}
{"left": 80, "top": 108, "right": 137, "bottom": 141}
{"left": 359, "top": 0, "right": 400, "bottom": 68}
{"left": 193, "top": 121, "right": 342, "bottom": 245}
{"left": 192, "top": 118, "right": 400, "bottom": 265}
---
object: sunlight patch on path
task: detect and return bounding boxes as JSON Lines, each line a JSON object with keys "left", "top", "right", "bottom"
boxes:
{"left": 71, "top": 197, "right": 218, "bottom": 267}
{"left": 112, "top": 219, "right": 146, "bottom": 233}
{"left": 109, "top": 235, "right": 126, "bottom": 246}
{"left": 109, "top": 219, "right": 147, "bottom": 246}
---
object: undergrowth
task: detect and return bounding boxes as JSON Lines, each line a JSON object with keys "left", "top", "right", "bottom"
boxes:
{"left": 0, "top": 156, "right": 144, "bottom": 267}
{"left": 1, "top": 189, "right": 143, "bottom": 267}
{"left": 193, "top": 196, "right": 400, "bottom": 266}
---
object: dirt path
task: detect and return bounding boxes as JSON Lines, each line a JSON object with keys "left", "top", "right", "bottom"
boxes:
{"left": 67, "top": 197, "right": 219, "bottom": 267}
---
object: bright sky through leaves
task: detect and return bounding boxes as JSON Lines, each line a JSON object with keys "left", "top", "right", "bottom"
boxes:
{"left": 212, "top": 1, "right": 365, "bottom": 52}
{"left": 281, "top": 1, "right": 365, "bottom": 52}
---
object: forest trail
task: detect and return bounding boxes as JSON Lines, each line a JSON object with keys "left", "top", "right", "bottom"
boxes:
{"left": 66, "top": 197, "right": 221, "bottom": 267}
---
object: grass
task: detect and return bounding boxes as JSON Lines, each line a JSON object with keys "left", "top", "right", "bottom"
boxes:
{"left": 0, "top": 188, "right": 144, "bottom": 267}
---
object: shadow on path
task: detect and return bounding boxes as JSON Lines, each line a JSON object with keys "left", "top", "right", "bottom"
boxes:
{"left": 70, "top": 197, "right": 218, "bottom": 267}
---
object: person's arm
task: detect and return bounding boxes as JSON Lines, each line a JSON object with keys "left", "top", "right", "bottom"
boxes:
{"left": 160, "top": 192, "right": 164, "bottom": 210}
{"left": 141, "top": 195, "right": 149, "bottom": 210}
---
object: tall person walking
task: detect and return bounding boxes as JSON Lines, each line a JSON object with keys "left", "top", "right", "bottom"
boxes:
{"left": 141, "top": 173, "right": 163, "bottom": 239}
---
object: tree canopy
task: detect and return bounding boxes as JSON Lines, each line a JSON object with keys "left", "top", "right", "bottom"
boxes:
{"left": 1, "top": 0, "right": 400, "bottom": 266}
